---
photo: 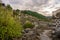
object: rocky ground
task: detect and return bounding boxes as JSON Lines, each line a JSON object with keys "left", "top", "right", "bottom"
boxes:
{"left": 20, "top": 27, "right": 53, "bottom": 40}
{"left": 18, "top": 13, "right": 53, "bottom": 40}
{"left": 13, "top": 13, "right": 60, "bottom": 40}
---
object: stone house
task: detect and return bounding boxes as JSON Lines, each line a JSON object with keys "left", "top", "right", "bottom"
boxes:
{"left": 52, "top": 9, "right": 60, "bottom": 18}
{"left": 52, "top": 9, "right": 60, "bottom": 28}
{"left": 52, "top": 9, "right": 60, "bottom": 40}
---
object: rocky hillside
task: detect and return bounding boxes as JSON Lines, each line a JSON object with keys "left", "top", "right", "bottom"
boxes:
{"left": 0, "top": 3, "right": 57, "bottom": 40}
{"left": 21, "top": 10, "right": 48, "bottom": 21}
{"left": 13, "top": 9, "right": 53, "bottom": 40}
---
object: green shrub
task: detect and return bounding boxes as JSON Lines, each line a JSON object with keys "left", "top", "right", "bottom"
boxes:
{"left": 23, "top": 21, "right": 34, "bottom": 29}
{"left": 0, "top": 5, "right": 23, "bottom": 40}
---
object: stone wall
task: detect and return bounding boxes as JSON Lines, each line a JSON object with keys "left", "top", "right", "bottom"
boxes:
{"left": 52, "top": 9, "right": 60, "bottom": 18}
{"left": 52, "top": 9, "right": 60, "bottom": 40}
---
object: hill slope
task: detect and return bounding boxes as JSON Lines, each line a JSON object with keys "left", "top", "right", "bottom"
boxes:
{"left": 21, "top": 10, "right": 48, "bottom": 21}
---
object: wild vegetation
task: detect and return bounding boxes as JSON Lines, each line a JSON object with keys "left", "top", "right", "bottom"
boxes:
{"left": 0, "top": 4, "right": 23, "bottom": 40}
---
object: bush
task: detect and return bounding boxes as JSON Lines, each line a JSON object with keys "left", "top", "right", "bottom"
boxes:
{"left": 0, "top": 5, "right": 23, "bottom": 40}
{"left": 23, "top": 21, "right": 34, "bottom": 29}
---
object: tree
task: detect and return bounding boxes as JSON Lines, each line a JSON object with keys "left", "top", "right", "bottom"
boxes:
{"left": 6, "top": 4, "right": 12, "bottom": 10}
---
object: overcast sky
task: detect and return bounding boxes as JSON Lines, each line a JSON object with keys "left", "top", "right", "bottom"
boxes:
{"left": 2, "top": 0, "right": 60, "bottom": 16}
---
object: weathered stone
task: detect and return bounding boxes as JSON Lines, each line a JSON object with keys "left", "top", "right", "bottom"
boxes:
{"left": 52, "top": 9, "right": 60, "bottom": 40}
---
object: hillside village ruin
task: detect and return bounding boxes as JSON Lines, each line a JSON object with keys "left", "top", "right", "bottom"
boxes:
{"left": 0, "top": 0, "right": 60, "bottom": 40}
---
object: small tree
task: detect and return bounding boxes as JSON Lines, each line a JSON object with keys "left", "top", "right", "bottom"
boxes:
{"left": 6, "top": 4, "right": 12, "bottom": 10}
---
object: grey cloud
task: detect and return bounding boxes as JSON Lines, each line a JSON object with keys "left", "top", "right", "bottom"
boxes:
{"left": 9, "top": 0, "right": 23, "bottom": 5}
{"left": 2, "top": 0, "right": 60, "bottom": 16}
{"left": 9, "top": 0, "right": 49, "bottom": 7}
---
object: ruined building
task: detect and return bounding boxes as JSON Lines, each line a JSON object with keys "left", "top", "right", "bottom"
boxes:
{"left": 52, "top": 9, "right": 60, "bottom": 28}
{"left": 52, "top": 9, "right": 60, "bottom": 40}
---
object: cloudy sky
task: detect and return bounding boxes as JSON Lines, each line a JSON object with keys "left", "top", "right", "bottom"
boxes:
{"left": 2, "top": 0, "right": 60, "bottom": 16}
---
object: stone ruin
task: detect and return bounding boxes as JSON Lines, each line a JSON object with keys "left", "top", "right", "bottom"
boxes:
{"left": 52, "top": 9, "right": 60, "bottom": 28}
{"left": 52, "top": 9, "right": 60, "bottom": 40}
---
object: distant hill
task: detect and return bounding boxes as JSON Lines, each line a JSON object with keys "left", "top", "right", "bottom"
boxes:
{"left": 21, "top": 10, "right": 48, "bottom": 21}
{"left": 46, "top": 16, "right": 52, "bottom": 18}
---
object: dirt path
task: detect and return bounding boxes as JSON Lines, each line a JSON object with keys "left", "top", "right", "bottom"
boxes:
{"left": 40, "top": 30, "right": 52, "bottom": 40}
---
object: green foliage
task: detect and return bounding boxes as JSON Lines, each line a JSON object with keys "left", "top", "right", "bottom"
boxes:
{"left": 6, "top": 4, "right": 12, "bottom": 10}
{"left": 13, "top": 9, "right": 20, "bottom": 16}
{"left": 21, "top": 10, "right": 48, "bottom": 21}
{"left": 16, "top": 9, "right": 20, "bottom": 13}
{"left": 23, "top": 21, "right": 34, "bottom": 28}
{"left": 0, "top": 3, "right": 5, "bottom": 7}
{"left": 0, "top": 5, "right": 23, "bottom": 40}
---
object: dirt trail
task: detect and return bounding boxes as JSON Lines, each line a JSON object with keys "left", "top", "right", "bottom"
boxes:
{"left": 40, "top": 30, "right": 52, "bottom": 40}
